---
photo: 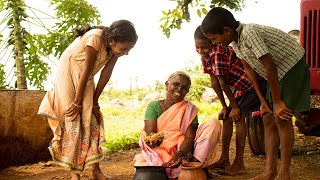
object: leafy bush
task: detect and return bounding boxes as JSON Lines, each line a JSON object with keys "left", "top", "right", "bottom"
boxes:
{"left": 193, "top": 100, "right": 222, "bottom": 123}
{"left": 184, "top": 63, "right": 211, "bottom": 101}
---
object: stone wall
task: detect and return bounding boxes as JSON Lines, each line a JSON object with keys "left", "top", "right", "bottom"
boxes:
{"left": 0, "top": 90, "right": 52, "bottom": 169}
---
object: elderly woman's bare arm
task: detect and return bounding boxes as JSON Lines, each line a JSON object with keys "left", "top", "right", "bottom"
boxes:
{"left": 144, "top": 120, "right": 157, "bottom": 135}
{"left": 169, "top": 123, "right": 198, "bottom": 167}
{"left": 180, "top": 124, "right": 198, "bottom": 156}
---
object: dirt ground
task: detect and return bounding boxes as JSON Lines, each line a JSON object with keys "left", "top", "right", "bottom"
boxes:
{"left": 0, "top": 127, "right": 319, "bottom": 180}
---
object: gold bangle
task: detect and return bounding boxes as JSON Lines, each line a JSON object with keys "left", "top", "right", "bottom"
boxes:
{"left": 72, "top": 101, "right": 82, "bottom": 108}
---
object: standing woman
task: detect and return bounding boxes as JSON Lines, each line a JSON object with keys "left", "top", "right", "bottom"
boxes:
{"left": 38, "top": 20, "right": 138, "bottom": 180}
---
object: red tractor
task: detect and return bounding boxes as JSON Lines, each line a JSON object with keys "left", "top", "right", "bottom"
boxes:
{"left": 246, "top": 0, "right": 320, "bottom": 155}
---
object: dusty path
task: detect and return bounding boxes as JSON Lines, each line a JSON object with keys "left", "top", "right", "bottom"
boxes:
{"left": 0, "top": 128, "right": 319, "bottom": 180}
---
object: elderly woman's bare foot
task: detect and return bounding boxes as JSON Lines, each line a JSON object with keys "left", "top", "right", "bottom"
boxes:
{"left": 70, "top": 172, "right": 80, "bottom": 180}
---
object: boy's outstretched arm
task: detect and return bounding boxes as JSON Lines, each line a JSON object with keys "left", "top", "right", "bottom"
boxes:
{"left": 210, "top": 74, "right": 229, "bottom": 120}
{"left": 259, "top": 54, "right": 293, "bottom": 120}
{"left": 240, "top": 59, "right": 272, "bottom": 116}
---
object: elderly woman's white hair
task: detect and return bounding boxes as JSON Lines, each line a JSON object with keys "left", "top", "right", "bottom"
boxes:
{"left": 165, "top": 71, "right": 191, "bottom": 87}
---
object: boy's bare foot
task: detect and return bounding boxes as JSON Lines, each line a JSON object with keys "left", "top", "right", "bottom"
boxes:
{"left": 274, "top": 172, "right": 291, "bottom": 180}
{"left": 70, "top": 172, "right": 80, "bottom": 180}
{"left": 208, "top": 160, "right": 230, "bottom": 169}
{"left": 218, "top": 164, "right": 246, "bottom": 175}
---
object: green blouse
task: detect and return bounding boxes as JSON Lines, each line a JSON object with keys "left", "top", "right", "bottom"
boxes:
{"left": 144, "top": 101, "right": 199, "bottom": 124}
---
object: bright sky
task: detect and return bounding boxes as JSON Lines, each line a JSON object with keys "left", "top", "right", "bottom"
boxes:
{"left": 31, "top": 0, "right": 301, "bottom": 90}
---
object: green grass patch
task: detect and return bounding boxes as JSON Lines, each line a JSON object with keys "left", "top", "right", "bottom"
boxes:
{"left": 101, "top": 104, "right": 145, "bottom": 153}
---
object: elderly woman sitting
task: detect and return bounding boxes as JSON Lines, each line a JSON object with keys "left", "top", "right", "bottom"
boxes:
{"left": 134, "top": 71, "right": 222, "bottom": 179}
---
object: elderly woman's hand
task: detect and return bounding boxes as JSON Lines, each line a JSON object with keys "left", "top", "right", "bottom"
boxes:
{"left": 168, "top": 151, "right": 184, "bottom": 168}
{"left": 143, "top": 132, "right": 164, "bottom": 148}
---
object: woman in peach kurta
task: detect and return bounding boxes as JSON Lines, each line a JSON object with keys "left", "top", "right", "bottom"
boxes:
{"left": 134, "top": 71, "right": 222, "bottom": 179}
{"left": 38, "top": 20, "right": 138, "bottom": 180}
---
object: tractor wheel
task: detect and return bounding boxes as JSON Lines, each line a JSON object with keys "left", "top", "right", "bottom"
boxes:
{"left": 245, "top": 113, "right": 265, "bottom": 155}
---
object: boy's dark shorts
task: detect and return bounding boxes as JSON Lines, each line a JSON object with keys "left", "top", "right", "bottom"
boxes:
{"left": 228, "top": 79, "right": 267, "bottom": 114}
{"left": 266, "top": 57, "right": 311, "bottom": 113}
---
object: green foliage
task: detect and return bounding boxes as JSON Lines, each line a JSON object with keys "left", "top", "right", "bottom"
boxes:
{"left": 0, "top": 0, "right": 101, "bottom": 89}
{"left": 44, "top": 0, "right": 101, "bottom": 58}
{"left": 0, "top": 0, "right": 6, "bottom": 11}
{"left": 102, "top": 84, "right": 156, "bottom": 102}
{"left": 155, "top": 80, "right": 165, "bottom": 92}
{"left": 184, "top": 63, "right": 211, "bottom": 101}
{"left": 192, "top": 99, "right": 222, "bottom": 123}
{"left": 160, "top": 0, "right": 247, "bottom": 37}
{"left": 24, "top": 44, "right": 50, "bottom": 89}
{"left": 160, "top": 8, "right": 184, "bottom": 38}
{"left": 0, "top": 64, "right": 8, "bottom": 89}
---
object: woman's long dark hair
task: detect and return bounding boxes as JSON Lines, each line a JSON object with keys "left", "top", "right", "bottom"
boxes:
{"left": 75, "top": 20, "right": 138, "bottom": 44}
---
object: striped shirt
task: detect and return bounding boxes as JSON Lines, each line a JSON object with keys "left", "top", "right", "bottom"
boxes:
{"left": 201, "top": 45, "right": 253, "bottom": 98}
{"left": 230, "top": 23, "right": 305, "bottom": 80}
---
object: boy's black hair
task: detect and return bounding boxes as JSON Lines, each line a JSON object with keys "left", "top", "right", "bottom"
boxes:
{"left": 201, "top": 7, "right": 239, "bottom": 35}
{"left": 194, "top": 25, "right": 211, "bottom": 43}
{"left": 288, "top": 29, "right": 300, "bottom": 37}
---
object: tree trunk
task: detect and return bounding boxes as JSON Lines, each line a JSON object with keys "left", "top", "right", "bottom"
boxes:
{"left": 12, "top": 0, "right": 28, "bottom": 89}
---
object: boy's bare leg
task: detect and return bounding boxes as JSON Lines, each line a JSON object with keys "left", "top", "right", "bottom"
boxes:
{"left": 224, "top": 113, "right": 247, "bottom": 175}
{"left": 274, "top": 116, "right": 294, "bottom": 180}
{"left": 251, "top": 113, "right": 279, "bottom": 180}
{"left": 209, "top": 118, "right": 232, "bottom": 169}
